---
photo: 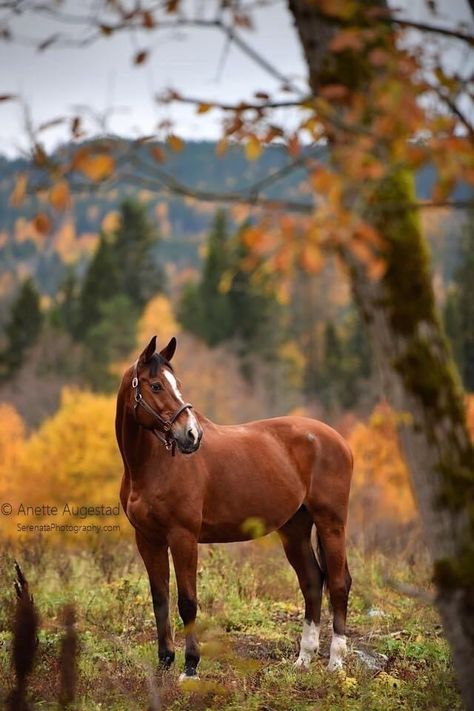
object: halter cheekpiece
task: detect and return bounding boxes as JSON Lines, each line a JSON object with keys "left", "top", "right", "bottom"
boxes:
{"left": 132, "top": 359, "right": 193, "bottom": 456}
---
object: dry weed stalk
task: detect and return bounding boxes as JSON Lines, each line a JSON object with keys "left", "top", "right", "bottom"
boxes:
{"left": 5, "top": 561, "right": 38, "bottom": 711}
{"left": 59, "top": 604, "right": 78, "bottom": 709}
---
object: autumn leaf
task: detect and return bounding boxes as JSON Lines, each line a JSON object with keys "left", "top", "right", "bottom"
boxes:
{"left": 368, "top": 48, "right": 390, "bottom": 67}
{"left": 216, "top": 138, "right": 228, "bottom": 157}
{"left": 75, "top": 152, "right": 115, "bottom": 182}
{"left": 134, "top": 50, "right": 149, "bottom": 65}
{"left": 329, "top": 29, "right": 363, "bottom": 53}
{"left": 287, "top": 134, "right": 300, "bottom": 158}
{"left": 10, "top": 174, "right": 28, "bottom": 208}
{"left": 71, "top": 116, "right": 82, "bottom": 138}
{"left": 319, "top": 84, "right": 349, "bottom": 101}
{"left": 142, "top": 10, "right": 155, "bottom": 28}
{"left": 49, "top": 181, "right": 71, "bottom": 212}
{"left": 167, "top": 134, "right": 184, "bottom": 152}
{"left": 33, "top": 143, "right": 48, "bottom": 167}
{"left": 166, "top": 0, "right": 180, "bottom": 12}
{"left": 197, "top": 103, "right": 213, "bottom": 114}
{"left": 310, "top": 168, "right": 338, "bottom": 194}
{"left": 150, "top": 146, "right": 165, "bottom": 162}
{"left": 245, "top": 135, "right": 262, "bottom": 161}
{"left": 33, "top": 213, "right": 52, "bottom": 235}
{"left": 317, "top": 0, "right": 357, "bottom": 19}
{"left": 299, "top": 244, "right": 323, "bottom": 273}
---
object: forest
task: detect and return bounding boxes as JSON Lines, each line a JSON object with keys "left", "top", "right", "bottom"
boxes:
{"left": 0, "top": 0, "right": 473, "bottom": 710}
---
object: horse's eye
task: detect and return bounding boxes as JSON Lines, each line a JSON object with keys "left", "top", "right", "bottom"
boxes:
{"left": 151, "top": 383, "right": 162, "bottom": 393}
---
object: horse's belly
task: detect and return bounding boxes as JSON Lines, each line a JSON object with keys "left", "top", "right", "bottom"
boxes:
{"left": 198, "top": 511, "right": 295, "bottom": 544}
{"left": 199, "top": 462, "right": 305, "bottom": 543}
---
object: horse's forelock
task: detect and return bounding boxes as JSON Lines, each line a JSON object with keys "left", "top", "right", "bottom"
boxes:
{"left": 149, "top": 353, "right": 174, "bottom": 378}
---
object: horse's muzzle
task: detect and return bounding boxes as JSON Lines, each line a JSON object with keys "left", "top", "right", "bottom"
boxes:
{"left": 175, "top": 426, "right": 203, "bottom": 455}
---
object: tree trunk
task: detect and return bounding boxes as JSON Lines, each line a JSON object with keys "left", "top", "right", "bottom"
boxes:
{"left": 288, "top": 1, "right": 474, "bottom": 707}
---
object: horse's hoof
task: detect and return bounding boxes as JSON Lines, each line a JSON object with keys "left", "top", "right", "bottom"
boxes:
{"left": 294, "top": 654, "right": 311, "bottom": 670}
{"left": 159, "top": 652, "right": 175, "bottom": 669}
{"left": 327, "top": 659, "right": 344, "bottom": 672}
{"left": 179, "top": 672, "right": 200, "bottom": 683}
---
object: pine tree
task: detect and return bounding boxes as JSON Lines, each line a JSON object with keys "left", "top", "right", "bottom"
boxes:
{"left": 199, "top": 210, "right": 234, "bottom": 346}
{"left": 77, "top": 232, "right": 121, "bottom": 337}
{"left": 114, "top": 198, "right": 163, "bottom": 309}
{"left": 83, "top": 295, "right": 138, "bottom": 391}
{"left": 320, "top": 321, "right": 344, "bottom": 409}
{"left": 1, "top": 278, "right": 43, "bottom": 377}
{"left": 51, "top": 269, "right": 81, "bottom": 339}
{"left": 178, "top": 210, "right": 233, "bottom": 346}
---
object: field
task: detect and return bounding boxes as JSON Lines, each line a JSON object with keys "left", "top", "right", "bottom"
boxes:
{"left": 0, "top": 535, "right": 461, "bottom": 711}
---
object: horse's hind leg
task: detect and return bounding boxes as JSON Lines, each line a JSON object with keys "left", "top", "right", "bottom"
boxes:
{"left": 313, "top": 515, "right": 351, "bottom": 671}
{"left": 278, "top": 506, "right": 325, "bottom": 669}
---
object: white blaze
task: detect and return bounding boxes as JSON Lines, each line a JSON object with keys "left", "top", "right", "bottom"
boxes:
{"left": 294, "top": 620, "right": 320, "bottom": 669}
{"left": 163, "top": 369, "right": 199, "bottom": 442}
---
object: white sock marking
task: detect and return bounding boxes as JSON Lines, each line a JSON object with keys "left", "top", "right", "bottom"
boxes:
{"left": 328, "top": 633, "right": 347, "bottom": 671}
{"left": 179, "top": 672, "right": 200, "bottom": 683}
{"left": 294, "top": 620, "right": 319, "bottom": 669}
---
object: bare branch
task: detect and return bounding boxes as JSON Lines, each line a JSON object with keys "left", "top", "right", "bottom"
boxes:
{"left": 390, "top": 16, "right": 474, "bottom": 45}
{"left": 159, "top": 93, "right": 308, "bottom": 112}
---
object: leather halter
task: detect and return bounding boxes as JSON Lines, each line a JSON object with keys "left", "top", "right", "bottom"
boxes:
{"left": 131, "top": 359, "right": 193, "bottom": 456}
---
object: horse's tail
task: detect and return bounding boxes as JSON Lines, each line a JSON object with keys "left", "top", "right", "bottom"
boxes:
{"left": 310, "top": 525, "right": 327, "bottom": 592}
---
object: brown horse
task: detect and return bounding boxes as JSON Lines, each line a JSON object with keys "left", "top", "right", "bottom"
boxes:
{"left": 116, "top": 336, "right": 353, "bottom": 680}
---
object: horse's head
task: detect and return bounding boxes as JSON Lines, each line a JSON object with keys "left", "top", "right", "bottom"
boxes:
{"left": 127, "top": 336, "right": 203, "bottom": 455}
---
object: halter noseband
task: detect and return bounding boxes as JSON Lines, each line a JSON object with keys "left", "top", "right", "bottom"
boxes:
{"left": 131, "top": 359, "right": 193, "bottom": 456}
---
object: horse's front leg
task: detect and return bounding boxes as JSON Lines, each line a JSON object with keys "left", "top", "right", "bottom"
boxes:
{"left": 169, "top": 529, "right": 200, "bottom": 681}
{"left": 135, "top": 531, "right": 175, "bottom": 668}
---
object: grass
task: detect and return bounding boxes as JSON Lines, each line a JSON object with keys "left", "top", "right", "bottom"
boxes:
{"left": 0, "top": 536, "right": 462, "bottom": 710}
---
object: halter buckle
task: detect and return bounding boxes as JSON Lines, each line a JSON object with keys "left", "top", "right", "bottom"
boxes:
{"left": 132, "top": 376, "right": 138, "bottom": 388}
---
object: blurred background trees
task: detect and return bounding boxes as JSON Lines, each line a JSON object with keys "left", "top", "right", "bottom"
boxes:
{"left": 0, "top": 0, "right": 473, "bottom": 704}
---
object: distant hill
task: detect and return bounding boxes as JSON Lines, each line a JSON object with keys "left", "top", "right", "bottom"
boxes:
{"left": 0, "top": 139, "right": 471, "bottom": 297}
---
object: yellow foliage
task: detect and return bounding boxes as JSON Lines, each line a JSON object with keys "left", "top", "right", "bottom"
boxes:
{"left": 5, "top": 389, "right": 125, "bottom": 543}
{"left": 54, "top": 218, "right": 78, "bottom": 263}
{"left": 49, "top": 180, "right": 71, "bottom": 211}
{"left": 137, "top": 294, "right": 180, "bottom": 346}
{"left": 75, "top": 152, "right": 115, "bottom": 182}
{"left": 245, "top": 135, "right": 263, "bottom": 161}
{"left": 101, "top": 210, "right": 120, "bottom": 233}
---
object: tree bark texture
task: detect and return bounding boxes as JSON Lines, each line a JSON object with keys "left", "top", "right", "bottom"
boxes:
{"left": 288, "top": 1, "right": 474, "bottom": 706}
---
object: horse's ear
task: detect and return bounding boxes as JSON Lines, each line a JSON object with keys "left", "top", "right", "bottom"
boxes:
{"left": 139, "top": 336, "right": 156, "bottom": 364}
{"left": 159, "top": 336, "right": 177, "bottom": 363}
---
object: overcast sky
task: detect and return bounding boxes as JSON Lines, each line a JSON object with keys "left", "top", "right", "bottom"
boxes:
{"left": 0, "top": 0, "right": 472, "bottom": 157}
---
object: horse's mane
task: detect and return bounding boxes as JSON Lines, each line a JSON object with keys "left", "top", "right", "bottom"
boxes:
{"left": 148, "top": 353, "right": 174, "bottom": 377}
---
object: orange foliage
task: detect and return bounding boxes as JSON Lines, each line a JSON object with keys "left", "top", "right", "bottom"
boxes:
{"left": 348, "top": 403, "right": 416, "bottom": 535}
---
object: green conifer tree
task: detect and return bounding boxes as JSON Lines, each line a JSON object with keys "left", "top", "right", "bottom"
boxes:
{"left": 77, "top": 232, "right": 121, "bottom": 337}
{"left": 1, "top": 278, "right": 43, "bottom": 377}
{"left": 114, "top": 198, "right": 163, "bottom": 308}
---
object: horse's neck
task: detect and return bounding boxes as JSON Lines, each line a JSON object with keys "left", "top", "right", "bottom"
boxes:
{"left": 117, "top": 402, "right": 161, "bottom": 481}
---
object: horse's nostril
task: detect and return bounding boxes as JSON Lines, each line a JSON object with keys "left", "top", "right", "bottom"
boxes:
{"left": 188, "top": 428, "right": 196, "bottom": 442}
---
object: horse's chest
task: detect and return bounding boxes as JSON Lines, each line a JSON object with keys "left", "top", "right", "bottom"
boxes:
{"left": 125, "top": 493, "right": 170, "bottom": 532}
{"left": 126, "top": 488, "right": 200, "bottom": 535}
